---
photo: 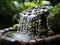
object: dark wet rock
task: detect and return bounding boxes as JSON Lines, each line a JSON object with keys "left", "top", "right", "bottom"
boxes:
{"left": 40, "top": 35, "right": 47, "bottom": 38}
{"left": 55, "top": 34, "right": 60, "bottom": 44}
{"left": 13, "top": 41, "right": 21, "bottom": 45}
{"left": 2, "top": 29, "right": 9, "bottom": 35}
{"left": 29, "top": 40, "right": 36, "bottom": 45}
{"left": 0, "top": 37, "right": 16, "bottom": 45}
{"left": 8, "top": 27, "right": 14, "bottom": 31}
{"left": 0, "top": 34, "right": 60, "bottom": 45}
{"left": 38, "top": 28, "right": 48, "bottom": 34}
{"left": 20, "top": 40, "right": 29, "bottom": 45}
{"left": 4, "top": 28, "right": 9, "bottom": 31}
{"left": 44, "top": 36, "right": 56, "bottom": 45}
{"left": 44, "top": 35, "right": 60, "bottom": 45}
{"left": 4, "top": 27, "right": 14, "bottom": 31}
{"left": 0, "top": 30, "right": 5, "bottom": 36}
{"left": 36, "top": 38, "right": 45, "bottom": 45}
{"left": 2, "top": 27, "right": 15, "bottom": 35}
{"left": 1, "top": 36, "right": 16, "bottom": 42}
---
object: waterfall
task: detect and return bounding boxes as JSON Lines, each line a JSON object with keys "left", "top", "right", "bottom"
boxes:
{"left": 17, "top": 5, "right": 41, "bottom": 33}
{"left": 15, "top": 4, "right": 48, "bottom": 38}
{"left": 3, "top": 5, "right": 50, "bottom": 41}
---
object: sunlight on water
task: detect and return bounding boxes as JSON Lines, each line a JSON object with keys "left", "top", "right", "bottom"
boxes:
{"left": 12, "top": 32, "right": 31, "bottom": 41}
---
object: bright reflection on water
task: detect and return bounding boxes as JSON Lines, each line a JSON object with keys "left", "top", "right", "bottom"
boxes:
{"left": 4, "top": 31, "right": 32, "bottom": 41}
{"left": 12, "top": 32, "right": 31, "bottom": 41}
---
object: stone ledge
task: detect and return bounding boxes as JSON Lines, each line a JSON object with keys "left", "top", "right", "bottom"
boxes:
{"left": 0, "top": 34, "right": 60, "bottom": 45}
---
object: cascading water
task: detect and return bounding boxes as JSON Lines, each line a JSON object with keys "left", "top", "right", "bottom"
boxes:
{"left": 3, "top": 5, "right": 50, "bottom": 41}
{"left": 13, "top": 5, "right": 41, "bottom": 40}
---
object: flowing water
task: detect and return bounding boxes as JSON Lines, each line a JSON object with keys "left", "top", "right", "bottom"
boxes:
{"left": 3, "top": 5, "right": 49, "bottom": 41}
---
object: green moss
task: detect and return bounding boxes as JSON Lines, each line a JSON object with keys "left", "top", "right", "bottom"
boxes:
{"left": 13, "top": 24, "right": 19, "bottom": 30}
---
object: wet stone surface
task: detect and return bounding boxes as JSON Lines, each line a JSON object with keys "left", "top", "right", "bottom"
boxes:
{"left": 0, "top": 32, "right": 60, "bottom": 45}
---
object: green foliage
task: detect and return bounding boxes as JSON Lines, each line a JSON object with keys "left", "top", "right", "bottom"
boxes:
{"left": 48, "top": 3, "right": 60, "bottom": 33}
{"left": 13, "top": 24, "right": 19, "bottom": 30}
{"left": 36, "top": 0, "right": 42, "bottom": 6}
{"left": 0, "top": 0, "right": 36, "bottom": 29}
{"left": 0, "top": 0, "right": 26, "bottom": 29}
{"left": 47, "top": 29, "right": 54, "bottom": 36}
{"left": 50, "top": 3, "right": 60, "bottom": 15}
{"left": 48, "top": 29, "right": 54, "bottom": 34}
{"left": 48, "top": 3, "right": 60, "bottom": 19}
{"left": 0, "top": 0, "right": 15, "bottom": 29}
{"left": 37, "top": 0, "right": 42, "bottom": 3}
{"left": 25, "top": 2, "right": 35, "bottom": 9}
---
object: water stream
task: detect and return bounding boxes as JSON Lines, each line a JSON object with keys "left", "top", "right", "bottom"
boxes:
{"left": 3, "top": 5, "right": 49, "bottom": 41}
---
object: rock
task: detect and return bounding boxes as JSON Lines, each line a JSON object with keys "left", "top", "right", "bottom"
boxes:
{"left": 0, "top": 30, "right": 5, "bottom": 36}
{"left": 2, "top": 28, "right": 9, "bottom": 35}
{"left": 8, "top": 27, "right": 14, "bottom": 31}
{"left": 4, "top": 28, "right": 9, "bottom": 31}
{"left": 36, "top": 38, "right": 45, "bottom": 45}
{"left": 0, "top": 37, "right": 15, "bottom": 45}
{"left": 44, "top": 36, "right": 56, "bottom": 45}
{"left": 2, "top": 27, "right": 15, "bottom": 35}
{"left": 4, "top": 27, "right": 14, "bottom": 31}
{"left": 13, "top": 41, "right": 21, "bottom": 45}
{"left": 1, "top": 36, "right": 16, "bottom": 42}
{"left": 55, "top": 34, "right": 60, "bottom": 44}
{"left": 20, "top": 40, "right": 29, "bottom": 45}
{"left": 29, "top": 40, "right": 36, "bottom": 45}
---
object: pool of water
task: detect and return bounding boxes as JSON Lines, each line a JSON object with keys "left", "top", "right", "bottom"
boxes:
{"left": 3, "top": 31, "right": 33, "bottom": 41}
